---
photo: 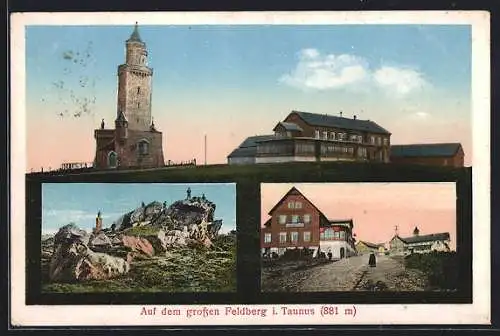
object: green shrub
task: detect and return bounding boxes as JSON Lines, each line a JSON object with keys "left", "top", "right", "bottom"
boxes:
{"left": 404, "top": 251, "right": 458, "bottom": 290}
{"left": 123, "top": 225, "right": 161, "bottom": 237}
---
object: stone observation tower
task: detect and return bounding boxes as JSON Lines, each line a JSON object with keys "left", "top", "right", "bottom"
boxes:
{"left": 93, "top": 23, "right": 165, "bottom": 169}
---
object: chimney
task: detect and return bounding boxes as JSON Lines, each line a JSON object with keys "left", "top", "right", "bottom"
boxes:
{"left": 353, "top": 115, "right": 357, "bottom": 120}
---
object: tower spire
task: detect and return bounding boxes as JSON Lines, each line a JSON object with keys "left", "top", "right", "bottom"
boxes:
{"left": 127, "top": 22, "right": 142, "bottom": 43}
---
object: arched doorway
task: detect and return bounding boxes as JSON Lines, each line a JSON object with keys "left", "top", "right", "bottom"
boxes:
{"left": 108, "top": 151, "right": 118, "bottom": 168}
{"left": 340, "top": 247, "right": 345, "bottom": 259}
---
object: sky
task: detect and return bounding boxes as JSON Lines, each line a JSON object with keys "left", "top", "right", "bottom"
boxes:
{"left": 42, "top": 183, "right": 236, "bottom": 235}
{"left": 25, "top": 24, "right": 472, "bottom": 171}
{"left": 261, "top": 183, "right": 457, "bottom": 250}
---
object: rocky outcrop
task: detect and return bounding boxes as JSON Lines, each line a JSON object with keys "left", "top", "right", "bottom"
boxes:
{"left": 45, "top": 194, "right": 227, "bottom": 285}
{"left": 48, "top": 224, "right": 130, "bottom": 282}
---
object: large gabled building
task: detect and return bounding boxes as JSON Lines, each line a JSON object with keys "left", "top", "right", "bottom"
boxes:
{"left": 228, "top": 110, "right": 391, "bottom": 164}
{"left": 261, "top": 187, "right": 357, "bottom": 259}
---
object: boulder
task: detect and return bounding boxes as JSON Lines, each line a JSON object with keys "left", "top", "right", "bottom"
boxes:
{"left": 48, "top": 224, "right": 130, "bottom": 282}
{"left": 89, "top": 231, "right": 113, "bottom": 248}
{"left": 120, "top": 235, "right": 154, "bottom": 257}
{"left": 74, "top": 250, "right": 131, "bottom": 281}
{"left": 207, "top": 220, "right": 223, "bottom": 239}
{"left": 53, "top": 223, "right": 90, "bottom": 246}
{"left": 156, "top": 229, "right": 189, "bottom": 248}
{"left": 114, "top": 212, "right": 132, "bottom": 231}
{"left": 143, "top": 201, "right": 164, "bottom": 221}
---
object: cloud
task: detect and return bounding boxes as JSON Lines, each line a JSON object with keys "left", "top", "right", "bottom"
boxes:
{"left": 281, "top": 48, "right": 429, "bottom": 97}
{"left": 280, "top": 48, "right": 370, "bottom": 91}
{"left": 414, "top": 111, "right": 430, "bottom": 119}
{"left": 373, "top": 66, "right": 428, "bottom": 96}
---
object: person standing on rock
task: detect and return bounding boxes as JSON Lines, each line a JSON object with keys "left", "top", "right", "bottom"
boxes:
{"left": 187, "top": 187, "right": 192, "bottom": 199}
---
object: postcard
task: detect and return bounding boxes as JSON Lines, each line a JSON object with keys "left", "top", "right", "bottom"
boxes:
{"left": 11, "top": 11, "right": 490, "bottom": 327}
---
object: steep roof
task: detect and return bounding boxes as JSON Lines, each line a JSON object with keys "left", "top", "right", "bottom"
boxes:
{"left": 115, "top": 110, "right": 128, "bottom": 122}
{"left": 227, "top": 135, "right": 275, "bottom": 158}
{"left": 267, "top": 187, "right": 328, "bottom": 223}
{"left": 390, "top": 143, "right": 463, "bottom": 158}
{"left": 357, "top": 240, "right": 383, "bottom": 249}
{"left": 127, "top": 22, "right": 143, "bottom": 43}
{"left": 274, "top": 121, "right": 304, "bottom": 132}
{"left": 326, "top": 219, "right": 354, "bottom": 229}
{"left": 402, "top": 232, "right": 450, "bottom": 244}
{"left": 290, "top": 110, "right": 391, "bottom": 135}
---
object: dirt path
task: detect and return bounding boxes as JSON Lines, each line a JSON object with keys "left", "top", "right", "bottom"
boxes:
{"left": 262, "top": 254, "right": 427, "bottom": 292}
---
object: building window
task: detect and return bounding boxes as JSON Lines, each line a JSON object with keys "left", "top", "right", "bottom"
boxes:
{"left": 264, "top": 233, "right": 272, "bottom": 243}
{"left": 291, "top": 215, "right": 299, "bottom": 224}
{"left": 303, "top": 231, "right": 311, "bottom": 242}
{"left": 279, "top": 232, "right": 287, "bottom": 243}
{"left": 322, "top": 131, "right": 328, "bottom": 140}
{"left": 315, "top": 130, "right": 320, "bottom": 139}
{"left": 370, "top": 136, "right": 375, "bottom": 144}
{"left": 330, "top": 132, "right": 336, "bottom": 140}
{"left": 383, "top": 138, "right": 388, "bottom": 146}
{"left": 295, "top": 201, "right": 302, "bottom": 209}
{"left": 377, "top": 137, "right": 382, "bottom": 146}
{"left": 340, "top": 231, "right": 346, "bottom": 240}
{"left": 137, "top": 86, "right": 141, "bottom": 94}
{"left": 137, "top": 139, "right": 149, "bottom": 155}
{"left": 286, "top": 131, "right": 292, "bottom": 137}
{"left": 304, "top": 214, "right": 311, "bottom": 224}
{"left": 350, "top": 134, "right": 358, "bottom": 142}
{"left": 358, "top": 147, "right": 367, "bottom": 158}
{"left": 279, "top": 215, "right": 287, "bottom": 224}
{"left": 334, "top": 231, "right": 340, "bottom": 239}
{"left": 291, "top": 232, "right": 299, "bottom": 243}
{"left": 137, "top": 102, "right": 140, "bottom": 108}
{"left": 288, "top": 201, "right": 295, "bottom": 209}
{"left": 323, "top": 228, "right": 334, "bottom": 240}
{"left": 358, "top": 135, "right": 363, "bottom": 143}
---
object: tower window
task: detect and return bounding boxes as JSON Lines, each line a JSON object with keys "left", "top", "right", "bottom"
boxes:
{"left": 137, "top": 87, "right": 140, "bottom": 94}
{"left": 137, "top": 102, "right": 140, "bottom": 108}
{"left": 108, "top": 151, "right": 118, "bottom": 168}
{"left": 137, "top": 139, "right": 149, "bottom": 155}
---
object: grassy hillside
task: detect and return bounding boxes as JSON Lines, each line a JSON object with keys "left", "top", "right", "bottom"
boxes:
{"left": 27, "top": 161, "right": 469, "bottom": 183}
